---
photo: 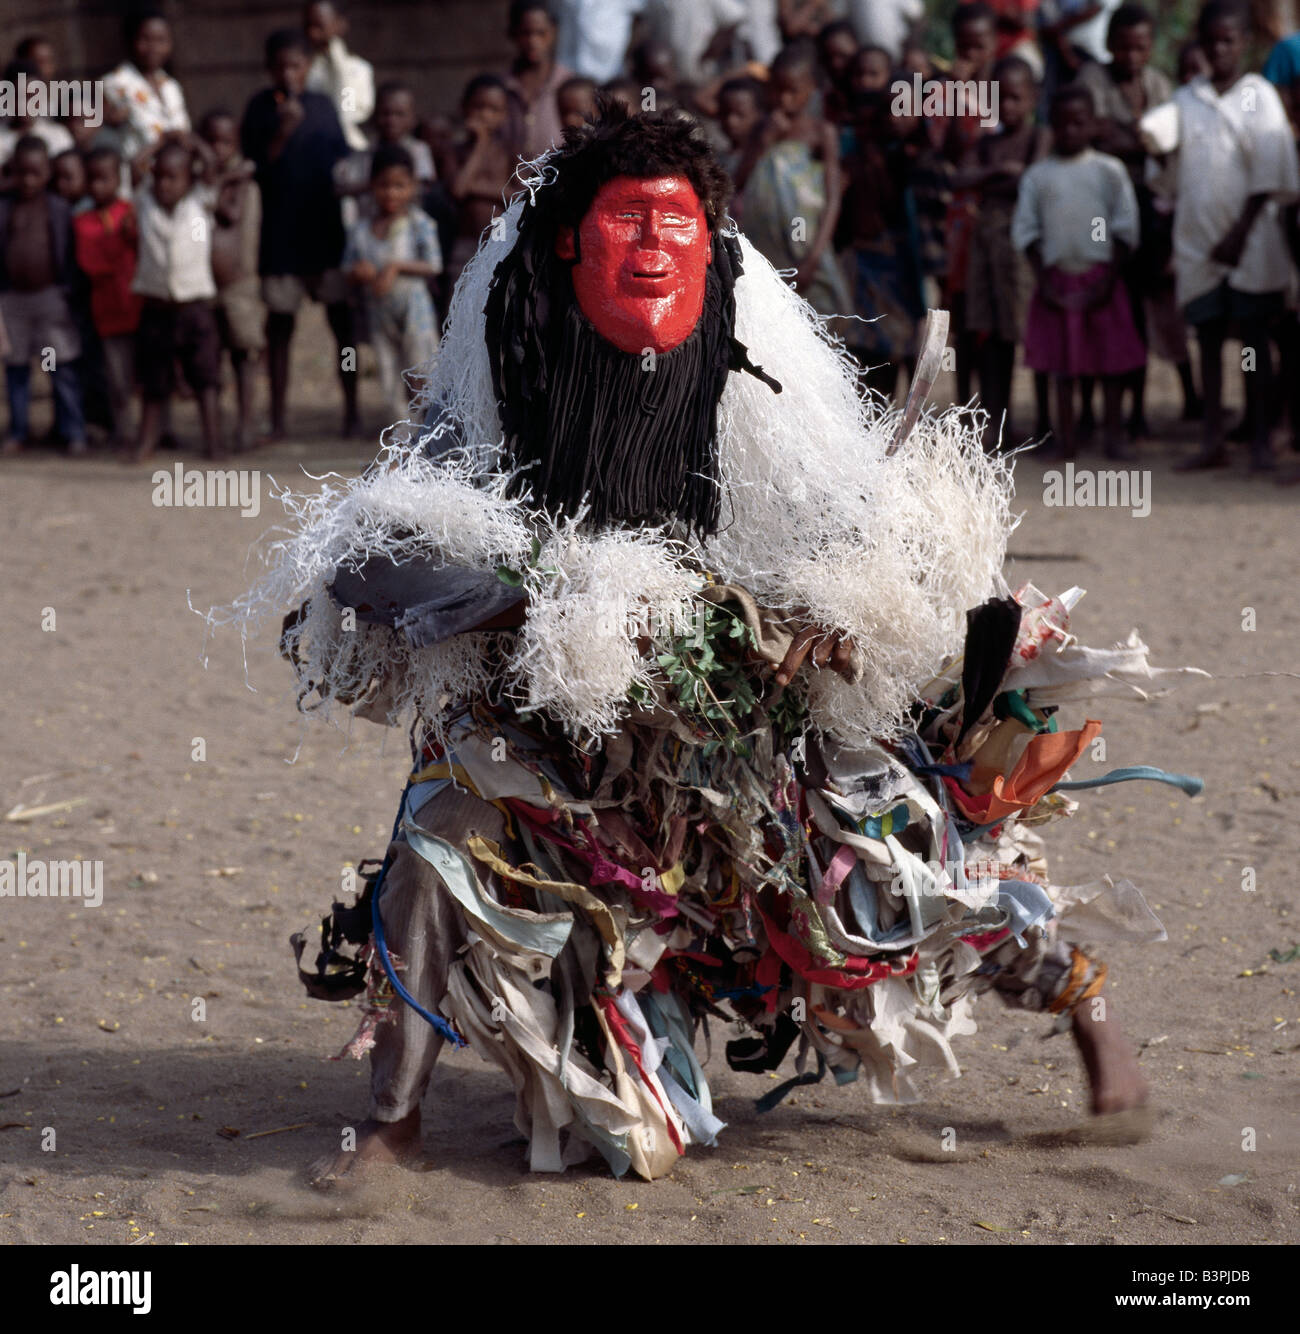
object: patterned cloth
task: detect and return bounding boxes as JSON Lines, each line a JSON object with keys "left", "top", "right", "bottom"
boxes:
{"left": 102, "top": 61, "right": 189, "bottom": 164}
{"left": 742, "top": 138, "right": 853, "bottom": 327}
{"left": 342, "top": 208, "right": 443, "bottom": 416}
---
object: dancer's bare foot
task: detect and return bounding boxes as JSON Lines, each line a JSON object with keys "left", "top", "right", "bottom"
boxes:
{"left": 1071, "top": 1003, "right": 1149, "bottom": 1115}
{"left": 307, "top": 1108, "right": 422, "bottom": 1187}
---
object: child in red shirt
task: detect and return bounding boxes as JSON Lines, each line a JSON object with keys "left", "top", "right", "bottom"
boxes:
{"left": 73, "top": 147, "right": 142, "bottom": 450}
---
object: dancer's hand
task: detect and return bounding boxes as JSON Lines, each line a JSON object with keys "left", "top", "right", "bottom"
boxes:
{"left": 773, "top": 624, "right": 857, "bottom": 687}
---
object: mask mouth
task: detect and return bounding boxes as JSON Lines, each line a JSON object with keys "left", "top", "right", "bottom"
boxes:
{"left": 632, "top": 269, "right": 669, "bottom": 279}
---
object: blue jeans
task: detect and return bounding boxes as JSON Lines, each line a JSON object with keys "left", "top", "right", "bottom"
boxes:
{"left": 5, "top": 360, "right": 87, "bottom": 445}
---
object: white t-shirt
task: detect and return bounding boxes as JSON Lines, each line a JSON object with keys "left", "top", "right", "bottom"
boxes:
{"left": 1011, "top": 148, "right": 1140, "bottom": 272}
{"left": 1141, "top": 74, "right": 1300, "bottom": 304}
{"left": 554, "top": 0, "right": 646, "bottom": 83}
{"left": 132, "top": 183, "right": 217, "bottom": 303}
{"left": 643, "top": 0, "right": 748, "bottom": 84}
{"left": 102, "top": 61, "right": 189, "bottom": 163}
{"left": 306, "top": 38, "right": 375, "bottom": 153}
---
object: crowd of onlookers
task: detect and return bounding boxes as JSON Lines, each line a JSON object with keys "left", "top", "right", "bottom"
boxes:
{"left": 4, "top": 0, "right": 1300, "bottom": 476}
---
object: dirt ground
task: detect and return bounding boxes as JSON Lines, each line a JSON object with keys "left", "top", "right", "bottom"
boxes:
{"left": 1, "top": 311, "right": 1297, "bottom": 1247}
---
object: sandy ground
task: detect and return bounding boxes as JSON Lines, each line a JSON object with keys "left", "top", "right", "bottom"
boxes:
{"left": 1, "top": 314, "right": 1297, "bottom": 1247}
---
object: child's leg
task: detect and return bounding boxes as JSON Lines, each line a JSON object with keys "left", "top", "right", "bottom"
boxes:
{"left": 1179, "top": 317, "right": 1228, "bottom": 468}
{"left": 325, "top": 299, "right": 360, "bottom": 435}
{"left": 1238, "top": 311, "right": 1277, "bottom": 469}
{"left": 134, "top": 397, "right": 166, "bottom": 462}
{"left": 102, "top": 335, "right": 136, "bottom": 448}
{"left": 1102, "top": 373, "right": 1135, "bottom": 460}
{"left": 1176, "top": 357, "right": 1202, "bottom": 419}
{"left": 372, "top": 329, "right": 398, "bottom": 424}
{"left": 1077, "top": 375, "right": 1096, "bottom": 437}
{"left": 197, "top": 386, "right": 223, "bottom": 458}
{"left": 231, "top": 349, "right": 256, "bottom": 450}
{"left": 50, "top": 359, "right": 88, "bottom": 454}
{"left": 1053, "top": 374, "right": 1076, "bottom": 458}
{"left": 4, "top": 363, "right": 31, "bottom": 450}
{"left": 977, "top": 335, "right": 1010, "bottom": 449}
{"left": 1033, "top": 369, "right": 1051, "bottom": 437}
{"left": 266, "top": 311, "right": 294, "bottom": 438}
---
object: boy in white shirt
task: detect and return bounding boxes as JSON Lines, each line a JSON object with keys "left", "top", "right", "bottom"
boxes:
{"left": 130, "top": 133, "right": 224, "bottom": 460}
{"left": 1141, "top": 0, "right": 1300, "bottom": 471}
{"left": 303, "top": 1, "right": 375, "bottom": 153}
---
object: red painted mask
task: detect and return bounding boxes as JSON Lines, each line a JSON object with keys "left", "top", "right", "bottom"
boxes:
{"left": 557, "top": 174, "right": 711, "bottom": 355}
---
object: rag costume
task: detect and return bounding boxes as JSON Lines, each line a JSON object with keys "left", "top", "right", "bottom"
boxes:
{"left": 222, "top": 107, "right": 1202, "bottom": 1180}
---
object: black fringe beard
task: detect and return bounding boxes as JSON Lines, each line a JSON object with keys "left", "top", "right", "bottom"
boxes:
{"left": 521, "top": 263, "right": 733, "bottom": 535}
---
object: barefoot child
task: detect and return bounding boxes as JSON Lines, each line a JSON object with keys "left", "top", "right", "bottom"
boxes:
{"left": 130, "top": 134, "right": 224, "bottom": 460}
{"left": 447, "top": 75, "right": 516, "bottom": 288}
{"left": 198, "top": 110, "right": 265, "bottom": 452}
{"left": 0, "top": 137, "right": 87, "bottom": 455}
{"left": 1012, "top": 85, "right": 1145, "bottom": 460}
{"left": 960, "top": 56, "right": 1049, "bottom": 449}
{"left": 739, "top": 41, "right": 849, "bottom": 321}
{"left": 241, "top": 28, "right": 356, "bottom": 439}
{"left": 72, "top": 147, "right": 142, "bottom": 451}
{"left": 342, "top": 144, "right": 441, "bottom": 424}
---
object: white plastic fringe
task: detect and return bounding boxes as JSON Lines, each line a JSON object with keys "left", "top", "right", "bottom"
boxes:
{"left": 211, "top": 190, "right": 1016, "bottom": 747}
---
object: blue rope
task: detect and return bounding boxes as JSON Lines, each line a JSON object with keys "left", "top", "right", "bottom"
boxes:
{"left": 369, "top": 781, "right": 468, "bottom": 1049}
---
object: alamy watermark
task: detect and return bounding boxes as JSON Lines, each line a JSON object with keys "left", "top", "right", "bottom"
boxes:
{"left": 1043, "top": 462, "right": 1151, "bottom": 518}
{"left": 0, "top": 74, "right": 102, "bottom": 127}
{"left": 891, "top": 74, "right": 999, "bottom": 129}
{"left": 151, "top": 464, "right": 261, "bottom": 518}
{"left": 1, "top": 853, "right": 103, "bottom": 908}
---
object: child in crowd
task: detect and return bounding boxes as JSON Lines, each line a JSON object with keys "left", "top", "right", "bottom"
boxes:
{"left": 739, "top": 42, "right": 850, "bottom": 323}
{"left": 815, "top": 19, "right": 859, "bottom": 124}
{"left": 1012, "top": 85, "right": 1145, "bottom": 460}
{"left": 198, "top": 110, "right": 265, "bottom": 452}
{"left": 51, "top": 150, "right": 90, "bottom": 212}
{"left": 342, "top": 144, "right": 442, "bottom": 425}
{"left": 944, "top": 3, "right": 1000, "bottom": 404}
{"left": 241, "top": 28, "right": 356, "bottom": 439}
{"left": 960, "top": 56, "right": 1049, "bottom": 449}
{"left": 0, "top": 60, "right": 75, "bottom": 169}
{"left": 335, "top": 81, "right": 435, "bottom": 226}
{"left": 556, "top": 76, "right": 598, "bottom": 132}
{"left": 448, "top": 75, "right": 516, "bottom": 289}
{"left": 1078, "top": 3, "right": 1199, "bottom": 435}
{"left": 0, "top": 137, "right": 87, "bottom": 455}
{"left": 848, "top": 46, "right": 894, "bottom": 98}
{"left": 1143, "top": 0, "right": 1299, "bottom": 471}
{"left": 130, "top": 134, "right": 225, "bottom": 460}
{"left": 838, "top": 88, "right": 925, "bottom": 399}
{"left": 72, "top": 146, "right": 141, "bottom": 452}
{"left": 716, "top": 76, "right": 765, "bottom": 218}
{"left": 304, "top": 1, "right": 375, "bottom": 153}
{"left": 103, "top": 10, "right": 190, "bottom": 166}
{"left": 504, "top": 0, "right": 572, "bottom": 159}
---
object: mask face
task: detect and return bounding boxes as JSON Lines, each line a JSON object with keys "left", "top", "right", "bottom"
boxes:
{"left": 558, "top": 174, "right": 711, "bottom": 354}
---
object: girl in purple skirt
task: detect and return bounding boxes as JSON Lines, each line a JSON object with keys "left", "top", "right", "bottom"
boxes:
{"left": 1012, "top": 84, "right": 1147, "bottom": 459}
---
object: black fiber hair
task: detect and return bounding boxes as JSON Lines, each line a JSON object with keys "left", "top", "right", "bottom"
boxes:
{"left": 1197, "top": 0, "right": 1247, "bottom": 37}
{"left": 370, "top": 142, "right": 415, "bottom": 179}
{"left": 265, "top": 27, "right": 310, "bottom": 66}
{"left": 482, "top": 99, "right": 779, "bottom": 537}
